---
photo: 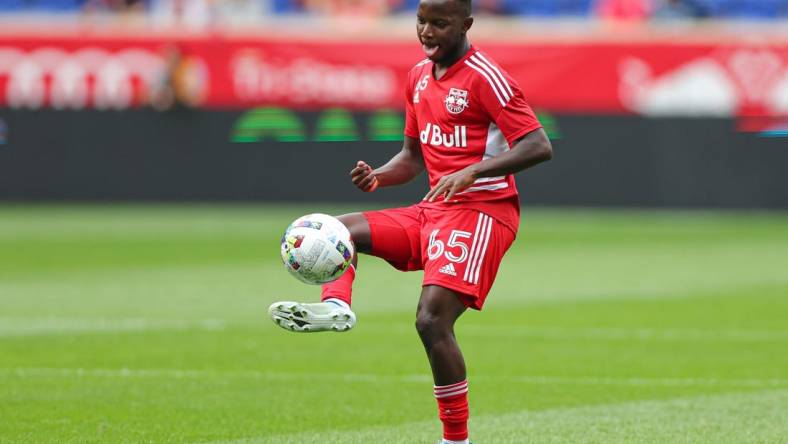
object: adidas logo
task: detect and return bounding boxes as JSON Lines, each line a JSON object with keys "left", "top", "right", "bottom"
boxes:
{"left": 438, "top": 263, "right": 457, "bottom": 276}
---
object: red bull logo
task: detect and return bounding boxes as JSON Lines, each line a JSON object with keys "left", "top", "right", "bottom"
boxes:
{"left": 420, "top": 122, "right": 468, "bottom": 148}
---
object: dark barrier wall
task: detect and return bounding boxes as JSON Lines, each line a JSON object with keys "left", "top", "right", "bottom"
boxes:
{"left": 0, "top": 110, "right": 786, "bottom": 209}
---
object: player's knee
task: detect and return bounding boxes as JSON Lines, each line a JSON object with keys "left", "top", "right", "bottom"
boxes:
{"left": 415, "top": 311, "right": 450, "bottom": 342}
{"left": 414, "top": 313, "right": 433, "bottom": 339}
{"left": 335, "top": 213, "right": 371, "bottom": 253}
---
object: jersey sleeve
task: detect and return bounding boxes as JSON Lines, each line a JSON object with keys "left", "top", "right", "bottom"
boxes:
{"left": 404, "top": 70, "right": 419, "bottom": 139}
{"left": 475, "top": 69, "right": 542, "bottom": 146}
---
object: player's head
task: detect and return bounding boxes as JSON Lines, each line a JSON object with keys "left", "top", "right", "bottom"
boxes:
{"left": 417, "top": 0, "right": 474, "bottom": 66}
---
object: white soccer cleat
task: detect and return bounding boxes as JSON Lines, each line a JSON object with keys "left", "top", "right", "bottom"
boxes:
{"left": 268, "top": 298, "right": 356, "bottom": 333}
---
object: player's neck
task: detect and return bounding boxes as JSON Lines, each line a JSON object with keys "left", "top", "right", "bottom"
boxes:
{"left": 433, "top": 40, "right": 471, "bottom": 80}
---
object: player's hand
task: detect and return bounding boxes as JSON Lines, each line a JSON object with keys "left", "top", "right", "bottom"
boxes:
{"left": 350, "top": 160, "right": 380, "bottom": 193}
{"left": 423, "top": 168, "right": 477, "bottom": 202}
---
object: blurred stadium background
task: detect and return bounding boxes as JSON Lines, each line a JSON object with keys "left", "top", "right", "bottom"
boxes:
{"left": 1, "top": 1, "right": 787, "bottom": 443}
{"left": 1, "top": 0, "right": 787, "bottom": 206}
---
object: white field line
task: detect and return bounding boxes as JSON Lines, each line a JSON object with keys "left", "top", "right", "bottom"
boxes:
{"left": 0, "top": 318, "right": 226, "bottom": 336}
{"left": 2, "top": 317, "right": 786, "bottom": 343}
{"left": 2, "top": 367, "right": 787, "bottom": 389}
{"left": 456, "top": 325, "right": 788, "bottom": 342}
{"left": 511, "top": 325, "right": 788, "bottom": 342}
{"left": 209, "top": 389, "right": 788, "bottom": 444}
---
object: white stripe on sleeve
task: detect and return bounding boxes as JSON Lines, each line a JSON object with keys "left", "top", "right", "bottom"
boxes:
{"left": 475, "top": 52, "right": 515, "bottom": 97}
{"left": 464, "top": 60, "right": 507, "bottom": 107}
{"left": 469, "top": 54, "right": 512, "bottom": 104}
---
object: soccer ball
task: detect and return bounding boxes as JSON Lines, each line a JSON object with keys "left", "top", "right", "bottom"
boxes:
{"left": 280, "top": 213, "right": 354, "bottom": 285}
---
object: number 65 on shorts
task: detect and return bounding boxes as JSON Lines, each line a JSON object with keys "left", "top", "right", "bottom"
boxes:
{"left": 364, "top": 205, "right": 516, "bottom": 310}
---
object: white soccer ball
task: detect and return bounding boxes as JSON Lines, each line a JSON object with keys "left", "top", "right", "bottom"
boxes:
{"left": 280, "top": 213, "right": 354, "bottom": 285}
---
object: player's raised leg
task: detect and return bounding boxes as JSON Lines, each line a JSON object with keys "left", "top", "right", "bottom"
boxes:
{"left": 416, "top": 285, "right": 472, "bottom": 444}
{"left": 268, "top": 213, "right": 370, "bottom": 333}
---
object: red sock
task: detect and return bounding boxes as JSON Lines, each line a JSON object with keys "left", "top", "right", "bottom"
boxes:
{"left": 434, "top": 380, "right": 469, "bottom": 441}
{"left": 320, "top": 264, "right": 355, "bottom": 306}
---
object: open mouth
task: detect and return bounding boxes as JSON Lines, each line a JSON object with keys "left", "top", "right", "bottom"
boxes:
{"left": 422, "top": 44, "right": 440, "bottom": 58}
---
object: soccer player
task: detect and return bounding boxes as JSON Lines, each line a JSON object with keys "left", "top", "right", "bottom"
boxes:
{"left": 269, "top": 0, "right": 552, "bottom": 442}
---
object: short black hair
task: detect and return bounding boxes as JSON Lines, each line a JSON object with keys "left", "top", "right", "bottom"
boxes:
{"left": 420, "top": 0, "right": 472, "bottom": 17}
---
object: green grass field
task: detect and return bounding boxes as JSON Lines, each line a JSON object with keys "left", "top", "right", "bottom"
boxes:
{"left": 1, "top": 204, "right": 787, "bottom": 443}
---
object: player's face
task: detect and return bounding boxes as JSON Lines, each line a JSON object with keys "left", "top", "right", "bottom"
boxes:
{"left": 417, "top": 0, "right": 473, "bottom": 66}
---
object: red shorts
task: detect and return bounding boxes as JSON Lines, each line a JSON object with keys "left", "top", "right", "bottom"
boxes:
{"left": 363, "top": 204, "right": 516, "bottom": 310}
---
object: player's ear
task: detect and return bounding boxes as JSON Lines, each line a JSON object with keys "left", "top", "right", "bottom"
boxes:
{"left": 463, "top": 16, "right": 473, "bottom": 33}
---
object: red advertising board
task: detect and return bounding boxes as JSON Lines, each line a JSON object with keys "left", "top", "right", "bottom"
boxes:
{"left": 1, "top": 33, "right": 787, "bottom": 116}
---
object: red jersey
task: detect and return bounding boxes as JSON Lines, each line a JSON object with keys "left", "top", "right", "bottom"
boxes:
{"left": 403, "top": 47, "right": 542, "bottom": 234}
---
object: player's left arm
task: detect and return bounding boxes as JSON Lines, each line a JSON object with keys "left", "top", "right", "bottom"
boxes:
{"left": 424, "top": 128, "right": 552, "bottom": 202}
{"left": 425, "top": 70, "right": 552, "bottom": 202}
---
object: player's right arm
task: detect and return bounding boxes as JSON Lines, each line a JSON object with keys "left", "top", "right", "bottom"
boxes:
{"left": 350, "top": 136, "right": 424, "bottom": 192}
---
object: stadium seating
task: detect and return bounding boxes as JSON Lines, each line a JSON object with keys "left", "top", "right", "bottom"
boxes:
{"left": 0, "top": 0, "right": 786, "bottom": 18}
{"left": 0, "top": 0, "right": 27, "bottom": 10}
{"left": 711, "top": 0, "right": 782, "bottom": 18}
{"left": 270, "top": 0, "right": 299, "bottom": 13}
{"left": 0, "top": 0, "right": 82, "bottom": 12}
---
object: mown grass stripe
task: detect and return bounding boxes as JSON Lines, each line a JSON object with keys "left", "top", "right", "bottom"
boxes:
{"left": 215, "top": 389, "right": 788, "bottom": 444}
{"left": 4, "top": 367, "right": 786, "bottom": 389}
{"left": 0, "top": 318, "right": 226, "bottom": 336}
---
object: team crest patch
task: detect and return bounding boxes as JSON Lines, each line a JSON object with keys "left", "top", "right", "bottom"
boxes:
{"left": 445, "top": 88, "right": 469, "bottom": 114}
